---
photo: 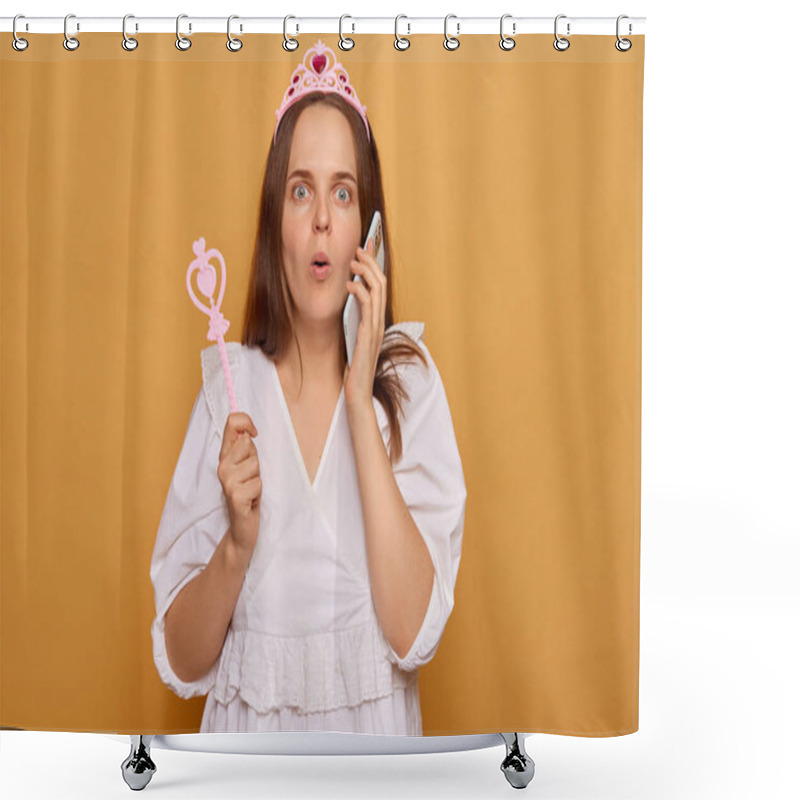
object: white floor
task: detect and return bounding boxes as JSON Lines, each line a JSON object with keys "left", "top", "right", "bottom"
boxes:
{"left": 2, "top": 597, "right": 798, "bottom": 799}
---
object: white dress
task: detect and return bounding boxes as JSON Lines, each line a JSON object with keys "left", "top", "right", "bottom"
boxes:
{"left": 150, "top": 321, "right": 467, "bottom": 735}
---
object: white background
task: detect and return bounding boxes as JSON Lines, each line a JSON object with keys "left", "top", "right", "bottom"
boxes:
{"left": 2, "top": 1, "right": 798, "bottom": 798}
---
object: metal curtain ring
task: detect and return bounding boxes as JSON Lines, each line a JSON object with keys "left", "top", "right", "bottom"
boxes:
{"left": 444, "top": 14, "right": 460, "bottom": 51}
{"left": 283, "top": 15, "right": 299, "bottom": 51}
{"left": 615, "top": 15, "right": 632, "bottom": 52}
{"left": 339, "top": 15, "right": 355, "bottom": 50}
{"left": 122, "top": 14, "right": 138, "bottom": 51}
{"left": 394, "top": 15, "right": 410, "bottom": 50}
{"left": 64, "top": 13, "right": 80, "bottom": 51}
{"left": 499, "top": 14, "right": 516, "bottom": 51}
{"left": 176, "top": 14, "right": 191, "bottom": 51}
{"left": 12, "top": 14, "right": 29, "bottom": 52}
{"left": 227, "top": 15, "right": 243, "bottom": 52}
{"left": 553, "top": 14, "right": 570, "bottom": 51}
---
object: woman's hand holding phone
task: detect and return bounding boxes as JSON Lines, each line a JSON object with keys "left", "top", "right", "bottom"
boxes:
{"left": 343, "top": 210, "right": 384, "bottom": 369}
{"left": 218, "top": 413, "right": 262, "bottom": 559}
{"left": 343, "top": 235, "right": 387, "bottom": 410}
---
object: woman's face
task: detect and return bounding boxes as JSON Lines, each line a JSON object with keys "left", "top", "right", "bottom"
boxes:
{"left": 281, "top": 104, "right": 361, "bottom": 329}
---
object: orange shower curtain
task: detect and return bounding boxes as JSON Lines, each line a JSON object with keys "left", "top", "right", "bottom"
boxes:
{"left": 0, "top": 32, "right": 644, "bottom": 736}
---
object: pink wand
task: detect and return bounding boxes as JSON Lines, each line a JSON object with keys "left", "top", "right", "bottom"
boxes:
{"left": 186, "top": 237, "right": 238, "bottom": 414}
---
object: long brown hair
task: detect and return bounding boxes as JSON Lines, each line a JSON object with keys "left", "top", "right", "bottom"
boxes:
{"left": 241, "top": 90, "right": 427, "bottom": 465}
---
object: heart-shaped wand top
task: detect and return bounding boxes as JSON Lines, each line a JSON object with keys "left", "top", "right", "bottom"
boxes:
{"left": 187, "top": 237, "right": 230, "bottom": 341}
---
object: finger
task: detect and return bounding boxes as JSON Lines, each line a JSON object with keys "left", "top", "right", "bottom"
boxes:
{"left": 354, "top": 259, "right": 382, "bottom": 340}
{"left": 235, "top": 454, "right": 260, "bottom": 482}
{"left": 357, "top": 253, "right": 380, "bottom": 335}
{"left": 356, "top": 246, "right": 380, "bottom": 284}
{"left": 233, "top": 417, "right": 256, "bottom": 450}
{"left": 231, "top": 432, "right": 258, "bottom": 465}
{"left": 222, "top": 431, "right": 251, "bottom": 470}
{"left": 372, "top": 261, "right": 383, "bottom": 335}
{"left": 357, "top": 245, "right": 385, "bottom": 335}
{"left": 235, "top": 413, "right": 257, "bottom": 436}
{"left": 222, "top": 413, "right": 258, "bottom": 456}
{"left": 351, "top": 257, "right": 376, "bottom": 293}
{"left": 241, "top": 474, "right": 263, "bottom": 504}
{"left": 346, "top": 279, "right": 371, "bottom": 319}
{"left": 221, "top": 455, "right": 260, "bottom": 502}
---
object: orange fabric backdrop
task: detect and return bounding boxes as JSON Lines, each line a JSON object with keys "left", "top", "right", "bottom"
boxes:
{"left": 0, "top": 32, "right": 643, "bottom": 736}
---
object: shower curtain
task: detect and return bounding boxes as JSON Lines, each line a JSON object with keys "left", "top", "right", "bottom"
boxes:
{"left": 0, "top": 30, "right": 644, "bottom": 737}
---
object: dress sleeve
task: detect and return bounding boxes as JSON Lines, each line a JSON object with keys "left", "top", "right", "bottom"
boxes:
{"left": 382, "top": 340, "right": 467, "bottom": 672}
{"left": 150, "top": 387, "right": 229, "bottom": 698}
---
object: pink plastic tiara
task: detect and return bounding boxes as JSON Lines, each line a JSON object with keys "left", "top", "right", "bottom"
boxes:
{"left": 274, "top": 39, "right": 369, "bottom": 144}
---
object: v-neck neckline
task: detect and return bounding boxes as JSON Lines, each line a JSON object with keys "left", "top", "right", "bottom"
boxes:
{"left": 267, "top": 355, "right": 345, "bottom": 495}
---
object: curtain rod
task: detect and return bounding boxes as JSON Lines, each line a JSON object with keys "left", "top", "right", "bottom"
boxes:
{"left": 2, "top": 16, "right": 646, "bottom": 37}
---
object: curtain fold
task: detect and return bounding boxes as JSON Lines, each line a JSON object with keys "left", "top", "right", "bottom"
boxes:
{"left": 1, "top": 32, "right": 644, "bottom": 736}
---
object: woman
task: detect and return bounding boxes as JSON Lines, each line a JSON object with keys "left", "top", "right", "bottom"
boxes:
{"left": 150, "top": 40, "right": 467, "bottom": 735}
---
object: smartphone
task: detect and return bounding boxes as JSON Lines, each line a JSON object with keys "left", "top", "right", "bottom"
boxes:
{"left": 343, "top": 210, "right": 385, "bottom": 367}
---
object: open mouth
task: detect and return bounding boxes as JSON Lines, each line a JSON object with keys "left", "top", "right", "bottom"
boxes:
{"left": 310, "top": 260, "right": 331, "bottom": 280}
{"left": 310, "top": 251, "right": 331, "bottom": 280}
{"left": 312, "top": 251, "right": 331, "bottom": 268}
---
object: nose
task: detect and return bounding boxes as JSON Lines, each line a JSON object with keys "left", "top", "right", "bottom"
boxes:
{"left": 313, "top": 196, "right": 330, "bottom": 233}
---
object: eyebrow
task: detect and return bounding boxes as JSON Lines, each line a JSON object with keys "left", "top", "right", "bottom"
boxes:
{"left": 287, "top": 168, "right": 357, "bottom": 184}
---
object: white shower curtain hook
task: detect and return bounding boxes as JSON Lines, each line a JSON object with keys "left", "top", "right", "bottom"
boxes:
{"left": 227, "top": 15, "right": 243, "bottom": 52}
{"left": 63, "top": 13, "right": 80, "bottom": 51}
{"left": 175, "top": 14, "right": 191, "bottom": 51}
{"left": 12, "top": 14, "right": 29, "bottom": 52}
{"left": 499, "top": 14, "right": 516, "bottom": 51}
{"left": 283, "top": 15, "right": 299, "bottom": 51}
{"left": 554, "top": 14, "right": 570, "bottom": 51}
{"left": 122, "top": 15, "right": 139, "bottom": 51}
{"left": 339, "top": 15, "right": 355, "bottom": 50}
{"left": 444, "top": 14, "right": 460, "bottom": 51}
{"left": 615, "top": 15, "right": 632, "bottom": 52}
{"left": 394, "top": 15, "right": 410, "bottom": 51}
